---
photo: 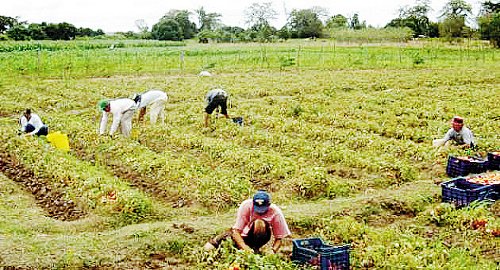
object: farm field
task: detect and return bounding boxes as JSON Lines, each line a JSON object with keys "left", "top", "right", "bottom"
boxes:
{"left": 0, "top": 39, "right": 499, "bottom": 269}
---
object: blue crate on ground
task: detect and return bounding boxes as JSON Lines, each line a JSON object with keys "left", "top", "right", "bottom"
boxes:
{"left": 487, "top": 152, "right": 500, "bottom": 171}
{"left": 291, "top": 238, "right": 350, "bottom": 270}
{"left": 441, "top": 177, "right": 496, "bottom": 208}
{"left": 446, "top": 155, "right": 488, "bottom": 178}
{"left": 232, "top": 117, "right": 243, "bottom": 126}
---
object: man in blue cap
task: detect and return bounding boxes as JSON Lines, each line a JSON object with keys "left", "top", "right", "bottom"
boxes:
{"left": 204, "top": 190, "right": 291, "bottom": 254}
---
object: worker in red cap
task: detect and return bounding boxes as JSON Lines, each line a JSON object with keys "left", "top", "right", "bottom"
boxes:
{"left": 437, "top": 116, "right": 476, "bottom": 148}
{"left": 204, "top": 190, "right": 291, "bottom": 254}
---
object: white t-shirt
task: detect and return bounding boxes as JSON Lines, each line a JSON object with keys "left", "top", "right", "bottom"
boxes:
{"left": 136, "top": 90, "right": 168, "bottom": 109}
{"left": 99, "top": 98, "right": 137, "bottom": 135}
{"left": 19, "top": 113, "right": 45, "bottom": 135}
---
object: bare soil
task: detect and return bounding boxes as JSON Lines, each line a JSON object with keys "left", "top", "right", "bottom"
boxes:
{"left": 0, "top": 151, "right": 86, "bottom": 221}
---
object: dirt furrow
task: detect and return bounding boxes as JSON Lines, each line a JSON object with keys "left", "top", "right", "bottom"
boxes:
{"left": 0, "top": 152, "right": 86, "bottom": 221}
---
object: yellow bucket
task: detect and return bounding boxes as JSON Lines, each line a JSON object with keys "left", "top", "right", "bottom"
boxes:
{"left": 47, "top": 131, "right": 70, "bottom": 152}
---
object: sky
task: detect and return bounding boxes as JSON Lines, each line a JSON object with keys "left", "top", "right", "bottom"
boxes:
{"left": 3, "top": 0, "right": 483, "bottom": 33}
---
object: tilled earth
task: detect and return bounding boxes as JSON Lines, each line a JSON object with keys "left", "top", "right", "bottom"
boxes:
{"left": 0, "top": 151, "right": 86, "bottom": 221}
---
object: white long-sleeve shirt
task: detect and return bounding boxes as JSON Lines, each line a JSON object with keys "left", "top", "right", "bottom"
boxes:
{"left": 136, "top": 90, "right": 168, "bottom": 108}
{"left": 19, "top": 113, "right": 45, "bottom": 136}
{"left": 99, "top": 98, "right": 137, "bottom": 135}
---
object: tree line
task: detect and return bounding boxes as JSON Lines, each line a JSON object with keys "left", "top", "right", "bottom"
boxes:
{"left": 0, "top": 18, "right": 104, "bottom": 40}
{"left": 1, "top": 0, "right": 499, "bottom": 47}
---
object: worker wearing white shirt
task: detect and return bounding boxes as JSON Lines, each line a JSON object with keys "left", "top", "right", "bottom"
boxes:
{"left": 204, "top": 88, "right": 230, "bottom": 127}
{"left": 133, "top": 89, "right": 168, "bottom": 124}
{"left": 19, "top": 109, "right": 48, "bottom": 136}
{"left": 98, "top": 98, "right": 137, "bottom": 137}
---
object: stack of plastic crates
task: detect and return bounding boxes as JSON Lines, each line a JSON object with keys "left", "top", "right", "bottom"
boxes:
{"left": 446, "top": 155, "right": 488, "bottom": 177}
{"left": 291, "top": 237, "right": 350, "bottom": 270}
{"left": 441, "top": 177, "right": 496, "bottom": 208}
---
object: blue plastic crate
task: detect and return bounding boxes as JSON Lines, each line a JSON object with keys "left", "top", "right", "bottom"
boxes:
{"left": 441, "top": 178, "right": 496, "bottom": 208}
{"left": 291, "top": 238, "right": 350, "bottom": 270}
{"left": 487, "top": 152, "right": 500, "bottom": 171}
{"left": 446, "top": 155, "right": 488, "bottom": 177}
{"left": 232, "top": 117, "right": 243, "bottom": 126}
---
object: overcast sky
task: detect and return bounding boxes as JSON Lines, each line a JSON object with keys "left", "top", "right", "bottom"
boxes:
{"left": 4, "top": 0, "right": 482, "bottom": 33}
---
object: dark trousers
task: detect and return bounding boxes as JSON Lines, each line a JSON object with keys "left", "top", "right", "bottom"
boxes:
{"left": 25, "top": 124, "right": 49, "bottom": 136}
{"left": 243, "top": 220, "right": 272, "bottom": 252}
{"left": 209, "top": 219, "right": 272, "bottom": 252}
{"left": 205, "top": 95, "right": 228, "bottom": 115}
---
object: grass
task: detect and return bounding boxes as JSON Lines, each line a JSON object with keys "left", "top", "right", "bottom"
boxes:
{"left": 0, "top": 38, "right": 499, "bottom": 268}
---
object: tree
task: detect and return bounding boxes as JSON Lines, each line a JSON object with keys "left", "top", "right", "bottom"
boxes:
{"left": 439, "top": 0, "right": 473, "bottom": 39}
{"left": 170, "top": 10, "right": 197, "bottom": 39}
{"left": 349, "top": 13, "right": 366, "bottom": 30}
{"left": 195, "top": 7, "right": 221, "bottom": 31}
{"left": 0, "top": 15, "right": 18, "bottom": 34}
{"left": 277, "top": 26, "right": 292, "bottom": 40}
{"left": 439, "top": 16, "right": 468, "bottom": 38}
{"left": 152, "top": 18, "right": 182, "bottom": 40}
{"left": 28, "top": 23, "right": 47, "bottom": 40}
{"left": 43, "top": 22, "right": 77, "bottom": 40}
{"left": 478, "top": 1, "right": 500, "bottom": 47}
{"left": 135, "top": 19, "right": 150, "bottom": 39}
{"left": 289, "top": 9, "right": 324, "bottom": 38}
{"left": 244, "top": 2, "right": 278, "bottom": 42}
{"left": 487, "top": 13, "right": 500, "bottom": 47}
{"left": 440, "top": 0, "right": 473, "bottom": 18}
{"left": 244, "top": 2, "right": 277, "bottom": 30}
{"left": 326, "top": 14, "right": 348, "bottom": 29}
{"left": 481, "top": 1, "right": 500, "bottom": 14}
{"left": 152, "top": 10, "right": 197, "bottom": 40}
{"left": 387, "top": 0, "right": 432, "bottom": 37}
{"left": 6, "top": 24, "right": 30, "bottom": 40}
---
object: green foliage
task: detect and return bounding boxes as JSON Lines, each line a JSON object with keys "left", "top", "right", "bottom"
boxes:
{"left": 326, "top": 14, "right": 348, "bottom": 29}
{"left": 0, "top": 15, "right": 18, "bottom": 34}
{"left": 440, "top": 0, "right": 472, "bottom": 19}
{"left": 192, "top": 240, "right": 296, "bottom": 269}
{"left": 195, "top": 7, "right": 222, "bottom": 31}
{"left": 385, "top": 0, "right": 432, "bottom": 37}
{"left": 439, "top": 16, "right": 467, "bottom": 39}
{"left": 479, "top": 12, "right": 500, "bottom": 47}
{"left": 152, "top": 18, "right": 182, "bottom": 41}
{"left": 289, "top": 9, "right": 324, "bottom": 38}
{"left": 279, "top": 56, "right": 295, "bottom": 70}
{"left": 412, "top": 52, "right": 425, "bottom": 65}
{"left": 4, "top": 22, "right": 101, "bottom": 41}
